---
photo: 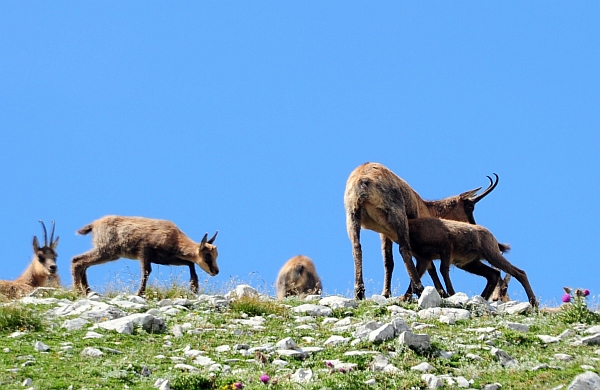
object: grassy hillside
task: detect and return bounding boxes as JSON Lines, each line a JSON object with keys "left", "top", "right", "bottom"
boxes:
{"left": 0, "top": 285, "right": 599, "bottom": 390}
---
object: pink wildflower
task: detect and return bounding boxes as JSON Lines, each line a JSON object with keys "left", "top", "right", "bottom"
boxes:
{"left": 326, "top": 361, "right": 334, "bottom": 368}
{"left": 259, "top": 374, "right": 270, "bottom": 384}
{"left": 234, "top": 383, "right": 244, "bottom": 389}
{"left": 561, "top": 293, "right": 571, "bottom": 303}
{"left": 584, "top": 289, "right": 590, "bottom": 297}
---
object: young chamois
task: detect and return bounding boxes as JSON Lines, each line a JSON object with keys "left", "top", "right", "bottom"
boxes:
{"left": 0, "top": 221, "right": 60, "bottom": 298}
{"left": 406, "top": 218, "right": 537, "bottom": 306}
{"left": 71, "top": 216, "right": 219, "bottom": 296}
{"left": 276, "top": 255, "right": 322, "bottom": 300}
{"left": 344, "top": 162, "right": 498, "bottom": 300}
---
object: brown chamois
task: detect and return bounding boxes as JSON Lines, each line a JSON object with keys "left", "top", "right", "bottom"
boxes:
{"left": 0, "top": 221, "right": 60, "bottom": 299}
{"left": 71, "top": 216, "right": 219, "bottom": 296}
{"left": 489, "top": 273, "right": 511, "bottom": 302}
{"left": 276, "top": 255, "right": 322, "bottom": 300}
{"left": 407, "top": 218, "right": 537, "bottom": 306}
{"left": 344, "top": 162, "right": 498, "bottom": 300}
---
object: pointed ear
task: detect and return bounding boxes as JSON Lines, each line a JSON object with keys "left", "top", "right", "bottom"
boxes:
{"left": 33, "top": 236, "right": 40, "bottom": 252}
{"left": 459, "top": 187, "right": 481, "bottom": 200}
{"left": 51, "top": 236, "right": 60, "bottom": 250}
{"left": 504, "top": 274, "right": 512, "bottom": 284}
{"left": 199, "top": 233, "right": 208, "bottom": 251}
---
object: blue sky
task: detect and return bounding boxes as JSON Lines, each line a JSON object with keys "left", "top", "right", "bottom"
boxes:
{"left": 1, "top": 3, "right": 598, "bottom": 306}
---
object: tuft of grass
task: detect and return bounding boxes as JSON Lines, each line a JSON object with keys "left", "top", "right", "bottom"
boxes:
{"left": 229, "top": 296, "right": 286, "bottom": 317}
{"left": 143, "top": 281, "right": 198, "bottom": 301}
{"left": 171, "top": 374, "right": 215, "bottom": 390}
{"left": 0, "top": 304, "right": 44, "bottom": 333}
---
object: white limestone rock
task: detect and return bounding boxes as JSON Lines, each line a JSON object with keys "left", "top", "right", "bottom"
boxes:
{"left": 368, "top": 323, "right": 396, "bottom": 343}
{"left": 418, "top": 307, "right": 470, "bottom": 321}
{"left": 290, "top": 368, "right": 313, "bottom": 383}
{"left": 567, "top": 371, "right": 600, "bottom": 390}
{"left": 291, "top": 304, "right": 333, "bottom": 317}
{"left": 411, "top": 362, "right": 435, "bottom": 372}
{"left": 491, "top": 347, "right": 518, "bottom": 367}
{"left": 398, "top": 331, "right": 431, "bottom": 350}
{"left": 418, "top": 286, "right": 442, "bottom": 309}
{"left": 276, "top": 337, "right": 297, "bottom": 350}
{"left": 319, "top": 296, "right": 358, "bottom": 310}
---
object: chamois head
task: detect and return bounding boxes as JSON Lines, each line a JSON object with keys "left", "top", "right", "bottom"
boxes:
{"left": 489, "top": 274, "right": 511, "bottom": 302}
{"left": 433, "top": 173, "right": 499, "bottom": 224}
{"left": 33, "top": 220, "right": 59, "bottom": 277}
{"left": 196, "top": 231, "right": 219, "bottom": 276}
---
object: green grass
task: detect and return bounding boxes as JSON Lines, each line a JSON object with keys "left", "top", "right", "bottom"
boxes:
{"left": 0, "top": 304, "right": 44, "bottom": 333}
{"left": 0, "top": 286, "right": 598, "bottom": 390}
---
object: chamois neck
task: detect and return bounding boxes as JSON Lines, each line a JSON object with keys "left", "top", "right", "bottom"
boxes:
{"left": 14, "top": 261, "right": 47, "bottom": 288}
{"left": 422, "top": 198, "right": 459, "bottom": 219}
{"left": 176, "top": 235, "right": 199, "bottom": 258}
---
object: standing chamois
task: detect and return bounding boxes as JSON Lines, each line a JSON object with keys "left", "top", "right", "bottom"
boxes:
{"left": 407, "top": 218, "right": 537, "bottom": 306}
{"left": 0, "top": 221, "right": 60, "bottom": 298}
{"left": 71, "top": 216, "right": 219, "bottom": 296}
{"left": 344, "top": 162, "right": 498, "bottom": 300}
{"left": 276, "top": 255, "right": 322, "bottom": 300}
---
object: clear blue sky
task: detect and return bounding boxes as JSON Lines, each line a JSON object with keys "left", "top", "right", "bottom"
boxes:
{"left": 1, "top": 3, "right": 598, "bottom": 306}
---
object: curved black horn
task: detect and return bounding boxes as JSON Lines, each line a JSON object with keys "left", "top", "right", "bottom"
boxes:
{"left": 472, "top": 173, "right": 499, "bottom": 203}
{"left": 50, "top": 220, "right": 56, "bottom": 244}
{"left": 39, "top": 220, "right": 48, "bottom": 246}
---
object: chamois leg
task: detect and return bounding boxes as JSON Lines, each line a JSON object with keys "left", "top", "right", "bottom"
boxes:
{"left": 427, "top": 262, "right": 449, "bottom": 298}
{"left": 438, "top": 252, "right": 456, "bottom": 297}
{"left": 380, "top": 235, "right": 394, "bottom": 298}
{"left": 459, "top": 260, "right": 500, "bottom": 299}
{"left": 403, "top": 256, "right": 437, "bottom": 299}
{"left": 137, "top": 251, "right": 153, "bottom": 296}
{"left": 71, "top": 249, "right": 117, "bottom": 295}
{"left": 397, "top": 235, "right": 423, "bottom": 297}
{"left": 387, "top": 213, "right": 424, "bottom": 298}
{"left": 188, "top": 264, "right": 199, "bottom": 294}
{"left": 347, "top": 209, "right": 365, "bottom": 300}
{"left": 485, "top": 252, "right": 537, "bottom": 306}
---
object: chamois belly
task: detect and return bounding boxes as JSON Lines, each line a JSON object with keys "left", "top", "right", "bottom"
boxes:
{"left": 452, "top": 252, "right": 481, "bottom": 268}
{"left": 360, "top": 204, "right": 399, "bottom": 242}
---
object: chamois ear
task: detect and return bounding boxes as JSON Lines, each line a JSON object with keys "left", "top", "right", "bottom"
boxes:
{"left": 33, "top": 236, "right": 40, "bottom": 252}
{"left": 207, "top": 231, "right": 218, "bottom": 245}
{"left": 459, "top": 188, "right": 481, "bottom": 200}
{"left": 51, "top": 236, "right": 60, "bottom": 250}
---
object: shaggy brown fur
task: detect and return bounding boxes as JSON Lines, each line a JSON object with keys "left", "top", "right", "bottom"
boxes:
{"left": 71, "top": 216, "right": 219, "bottom": 296}
{"left": 0, "top": 221, "right": 60, "bottom": 299}
{"left": 407, "top": 218, "right": 537, "bottom": 306}
{"left": 276, "top": 255, "right": 322, "bottom": 300}
{"left": 344, "top": 162, "right": 498, "bottom": 300}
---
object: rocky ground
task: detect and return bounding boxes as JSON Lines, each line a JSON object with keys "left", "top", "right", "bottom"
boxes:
{"left": 1, "top": 285, "right": 599, "bottom": 389}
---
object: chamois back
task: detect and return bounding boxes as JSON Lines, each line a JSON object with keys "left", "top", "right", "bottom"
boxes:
{"left": 276, "top": 255, "right": 322, "bottom": 300}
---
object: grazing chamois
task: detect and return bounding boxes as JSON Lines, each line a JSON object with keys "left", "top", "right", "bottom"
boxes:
{"left": 71, "top": 216, "right": 219, "bottom": 296}
{"left": 0, "top": 221, "right": 60, "bottom": 298}
{"left": 276, "top": 255, "right": 322, "bottom": 300}
{"left": 407, "top": 218, "right": 537, "bottom": 306}
{"left": 489, "top": 272, "right": 511, "bottom": 302}
{"left": 344, "top": 162, "right": 498, "bottom": 300}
